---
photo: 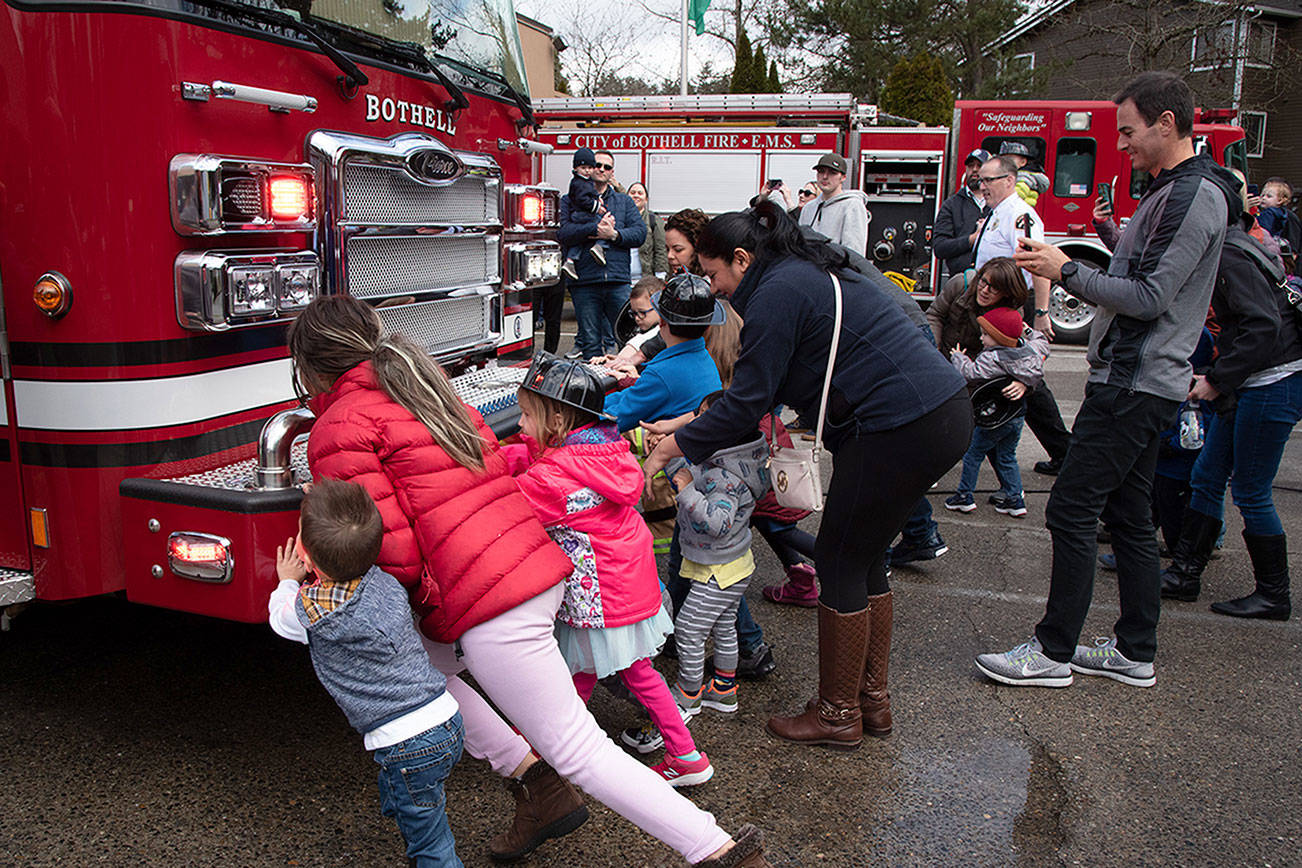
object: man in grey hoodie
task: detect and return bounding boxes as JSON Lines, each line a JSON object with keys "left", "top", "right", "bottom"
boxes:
{"left": 976, "top": 71, "right": 1242, "bottom": 690}
{"left": 798, "top": 153, "right": 870, "bottom": 255}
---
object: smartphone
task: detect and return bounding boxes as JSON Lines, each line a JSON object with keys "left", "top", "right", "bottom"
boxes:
{"left": 1016, "top": 213, "right": 1033, "bottom": 238}
{"left": 766, "top": 179, "right": 782, "bottom": 190}
{"left": 1097, "top": 181, "right": 1114, "bottom": 214}
{"left": 1247, "top": 183, "right": 1260, "bottom": 196}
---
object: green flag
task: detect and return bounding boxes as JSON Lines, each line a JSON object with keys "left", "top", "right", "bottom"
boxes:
{"left": 688, "top": 0, "right": 710, "bottom": 35}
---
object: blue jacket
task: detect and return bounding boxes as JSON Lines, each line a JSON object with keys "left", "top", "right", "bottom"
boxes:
{"left": 676, "top": 255, "right": 967, "bottom": 462}
{"left": 558, "top": 186, "right": 647, "bottom": 286}
{"left": 603, "top": 337, "right": 722, "bottom": 432}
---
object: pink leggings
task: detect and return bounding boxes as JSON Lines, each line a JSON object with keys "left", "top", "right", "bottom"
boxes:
{"left": 421, "top": 582, "right": 730, "bottom": 864}
{"left": 572, "top": 657, "right": 696, "bottom": 757}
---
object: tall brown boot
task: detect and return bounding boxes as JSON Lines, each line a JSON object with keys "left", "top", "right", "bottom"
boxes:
{"left": 488, "top": 759, "right": 589, "bottom": 862}
{"left": 861, "top": 591, "right": 893, "bottom": 737}
{"left": 766, "top": 603, "right": 869, "bottom": 750}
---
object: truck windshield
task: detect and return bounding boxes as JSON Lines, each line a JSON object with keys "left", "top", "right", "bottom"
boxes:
{"left": 28, "top": 0, "right": 529, "bottom": 96}
{"left": 311, "top": 0, "right": 528, "bottom": 97}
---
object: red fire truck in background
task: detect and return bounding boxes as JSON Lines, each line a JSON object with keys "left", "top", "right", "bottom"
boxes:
{"left": 534, "top": 94, "right": 1247, "bottom": 344}
{"left": 1, "top": 0, "right": 559, "bottom": 624}
{"left": 534, "top": 93, "right": 949, "bottom": 303}
{"left": 951, "top": 100, "right": 1247, "bottom": 341}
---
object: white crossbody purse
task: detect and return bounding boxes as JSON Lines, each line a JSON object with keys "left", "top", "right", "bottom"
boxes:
{"left": 767, "top": 272, "right": 843, "bottom": 512}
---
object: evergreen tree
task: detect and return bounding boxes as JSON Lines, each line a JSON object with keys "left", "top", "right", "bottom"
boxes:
{"left": 768, "top": 59, "right": 781, "bottom": 92}
{"left": 730, "top": 29, "right": 755, "bottom": 92}
{"left": 879, "top": 53, "right": 954, "bottom": 126}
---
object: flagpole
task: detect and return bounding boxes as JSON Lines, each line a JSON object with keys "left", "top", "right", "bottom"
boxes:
{"left": 680, "top": 0, "right": 689, "bottom": 95}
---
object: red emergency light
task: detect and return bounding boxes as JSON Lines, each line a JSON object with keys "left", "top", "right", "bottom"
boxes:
{"left": 167, "top": 532, "right": 234, "bottom": 583}
{"left": 519, "top": 193, "right": 545, "bottom": 226}
{"left": 269, "top": 175, "right": 311, "bottom": 220}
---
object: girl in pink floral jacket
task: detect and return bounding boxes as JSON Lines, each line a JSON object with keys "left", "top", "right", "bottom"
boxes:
{"left": 503, "top": 362, "right": 714, "bottom": 787}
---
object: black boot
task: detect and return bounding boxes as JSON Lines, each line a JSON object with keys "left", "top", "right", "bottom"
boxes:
{"left": 1160, "top": 509, "right": 1222, "bottom": 601}
{"left": 1210, "top": 532, "right": 1292, "bottom": 620}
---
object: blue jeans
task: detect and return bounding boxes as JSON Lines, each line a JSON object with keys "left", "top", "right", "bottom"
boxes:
{"left": 374, "top": 713, "right": 465, "bottom": 868}
{"left": 957, "top": 416, "right": 1024, "bottom": 497}
{"left": 667, "top": 527, "right": 764, "bottom": 652}
{"left": 1188, "top": 371, "right": 1302, "bottom": 536}
{"left": 569, "top": 281, "right": 630, "bottom": 357}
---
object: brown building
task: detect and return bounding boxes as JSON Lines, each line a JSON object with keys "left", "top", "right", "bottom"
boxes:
{"left": 516, "top": 13, "right": 567, "bottom": 99}
{"left": 992, "top": 0, "right": 1301, "bottom": 189}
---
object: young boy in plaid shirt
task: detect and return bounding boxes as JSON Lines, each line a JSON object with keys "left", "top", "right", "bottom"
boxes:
{"left": 268, "top": 479, "right": 464, "bottom": 867}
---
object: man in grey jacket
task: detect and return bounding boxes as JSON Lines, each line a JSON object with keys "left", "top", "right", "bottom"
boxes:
{"left": 975, "top": 71, "right": 1242, "bottom": 689}
{"left": 798, "top": 153, "right": 870, "bottom": 255}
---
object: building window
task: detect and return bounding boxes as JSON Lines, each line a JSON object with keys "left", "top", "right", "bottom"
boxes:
{"left": 1191, "top": 19, "right": 1276, "bottom": 72}
{"left": 1191, "top": 21, "right": 1235, "bottom": 71}
{"left": 1238, "top": 111, "right": 1267, "bottom": 159}
{"left": 1245, "top": 21, "right": 1276, "bottom": 68}
{"left": 1011, "top": 52, "right": 1035, "bottom": 72}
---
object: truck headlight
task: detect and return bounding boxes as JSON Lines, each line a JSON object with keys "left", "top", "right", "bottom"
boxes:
{"left": 175, "top": 250, "right": 320, "bottom": 331}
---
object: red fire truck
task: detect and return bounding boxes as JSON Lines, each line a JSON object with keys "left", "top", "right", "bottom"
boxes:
{"left": 951, "top": 100, "right": 1247, "bottom": 342}
{"left": 534, "top": 94, "right": 1247, "bottom": 343}
{"left": 534, "top": 93, "right": 950, "bottom": 301}
{"left": 1, "top": 0, "right": 560, "bottom": 624}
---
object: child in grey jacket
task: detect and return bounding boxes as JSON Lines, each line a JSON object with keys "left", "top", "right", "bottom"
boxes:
{"left": 946, "top": 306, "right": 1049, "bottom": 518}
{"left": 268, "top": 479, "right": 464, "bottom": 867}
{"left": 667, "top": 391, "right": 771, "bottom": 717}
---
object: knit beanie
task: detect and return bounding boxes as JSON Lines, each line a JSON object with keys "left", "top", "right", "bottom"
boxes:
{"left": 977, "top": 307, "right": 1024, "bottom": 347}
{"left": 573, "top": 147, "right": 597, "bottom": 168}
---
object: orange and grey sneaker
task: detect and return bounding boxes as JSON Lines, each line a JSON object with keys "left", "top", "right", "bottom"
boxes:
{"left": 702, "top": 678, "right": 738, "bottom": 713}
{"left": 651, "top": 751, "right": 714, "bottom": 787}
{"left": 669, "top": 681, "right": 703, "bottom": 718}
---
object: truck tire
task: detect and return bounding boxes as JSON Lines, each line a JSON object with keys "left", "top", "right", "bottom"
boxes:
{"left": 1049, "top": 283, "right": 1095, "bottom": 345}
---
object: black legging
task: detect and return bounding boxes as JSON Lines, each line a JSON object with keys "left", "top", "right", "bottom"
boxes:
{"left": 533, "top": 282, "right": 565, "bottom": 354}
{"left": 816, "top": 389, "right": 973, "bottom": 612}
{"left": 753, "top": 518, "right": 816, "bottom": 568}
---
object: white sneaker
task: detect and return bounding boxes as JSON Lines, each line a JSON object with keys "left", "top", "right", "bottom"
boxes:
{"left": 975, "top": 637, "right": 1073, "bottom": 687}
{"left": 1069, "top": 636, "right": 1156, "bottom": 687}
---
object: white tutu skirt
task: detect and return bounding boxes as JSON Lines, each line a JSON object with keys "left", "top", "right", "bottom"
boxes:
{"left": 554, "top": 605, "right": 675, "bottom": 678}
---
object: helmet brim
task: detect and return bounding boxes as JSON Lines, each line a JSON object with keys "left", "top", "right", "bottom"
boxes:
{"left": 650, "top": 289, "right": 727, "bottom": 326}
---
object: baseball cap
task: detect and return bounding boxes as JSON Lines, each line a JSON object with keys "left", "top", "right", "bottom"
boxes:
{"left": 812, "top": 153, "right": 848, "bottom": 174}
{"left": 965, "top": 148, "right": 992, "bottom": 166}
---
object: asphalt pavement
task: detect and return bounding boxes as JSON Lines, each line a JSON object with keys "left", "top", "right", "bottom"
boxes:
{"left": 2, "top": 344, "right": 1300, "bottom": 867}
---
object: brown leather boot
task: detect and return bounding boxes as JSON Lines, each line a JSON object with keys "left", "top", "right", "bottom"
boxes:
{"left": 766, "top": 603, "right": 869, "bottom": 750}
{"left": 488, "top": 759, "right": 589, "bottom": 862}
{"left": 692, "top": 824, "right": 774, "bottom": 868}
{"left": 861, "top": 591, "right": 893, "bottom": 737}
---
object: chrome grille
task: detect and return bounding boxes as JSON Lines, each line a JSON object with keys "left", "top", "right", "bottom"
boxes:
{"left": 378, "top": 297, "right": 491, "bottom": 358}
{"left": 346, "top": 234, "right": 499, "bottom": 299}
{"left": 344, "top": 163, "right": 500, "bottom": 225}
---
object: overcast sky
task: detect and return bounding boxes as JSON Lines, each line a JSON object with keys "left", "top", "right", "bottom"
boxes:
{"left": 514, "top": 0, "right": 737, "bottom": 89}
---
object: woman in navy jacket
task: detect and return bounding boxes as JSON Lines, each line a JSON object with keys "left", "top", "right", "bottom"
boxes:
{"left": 644, "top": 201, "right": 972, "bottom": 750}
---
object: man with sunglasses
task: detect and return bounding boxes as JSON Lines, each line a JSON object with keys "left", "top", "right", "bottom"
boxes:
{"left": 558, "top": 149, "right": 647, "bottom": 359}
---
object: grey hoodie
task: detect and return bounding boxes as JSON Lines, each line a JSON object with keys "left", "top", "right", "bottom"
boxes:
{"left": 673, "top": 433, "right": 770, "bottom": 565}
{"left": 799, "top": 188, "right": 870, "bottom": 255}
{"left": 950, "top": 326, "right": 1049, "bottom": 389}
{"left": 1060, "top": 153, "right": 1240, "bottom": 402}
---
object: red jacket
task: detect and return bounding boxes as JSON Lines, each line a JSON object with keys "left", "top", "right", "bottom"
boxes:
{"left": 502, "top": 423, "right": 662, "bottom": 629}
{"left": 307, "top": 362, "right": 572, "bottom": 643}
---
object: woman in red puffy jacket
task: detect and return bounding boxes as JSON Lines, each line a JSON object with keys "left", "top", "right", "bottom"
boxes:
{"left": 287, "top": 297, "right": 770, "bottom": 868}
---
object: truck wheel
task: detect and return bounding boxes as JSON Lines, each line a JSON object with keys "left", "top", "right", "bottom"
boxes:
{"left": 1049, "top": 283, "right": 1094, "bottom": 345}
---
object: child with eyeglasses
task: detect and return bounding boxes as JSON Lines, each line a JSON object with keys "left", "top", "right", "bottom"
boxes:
{"left": 561, "top": 147, "right": 609, "bottom": 280}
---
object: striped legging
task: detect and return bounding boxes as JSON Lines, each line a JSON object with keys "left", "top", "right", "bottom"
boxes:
{"left": 673, "top": 574, "right": 751, "bottom": 691}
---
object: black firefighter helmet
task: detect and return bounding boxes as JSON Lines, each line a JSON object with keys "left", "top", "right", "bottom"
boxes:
{"left": 969, "top": 375, "right": 1024, "bottom": 429}
{"left": 522, "top": 352, "right": 615, "bottom": 421}
{"left": 651, "top": 273, "right": 726, "bottom": 326}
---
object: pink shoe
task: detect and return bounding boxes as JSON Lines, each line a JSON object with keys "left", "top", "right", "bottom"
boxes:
{"left": 762, "top": 563, "right": 819, "bottom": 607}
{"left": 652, "top": 751, "right": 714, "bottom": 787}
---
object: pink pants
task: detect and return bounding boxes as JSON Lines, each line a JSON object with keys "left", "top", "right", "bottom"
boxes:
{"left": 422, "top": 582, "right": 730, "bottom": 864}
{"left": 572, "top": 658, "right": 696, "bottom": 758}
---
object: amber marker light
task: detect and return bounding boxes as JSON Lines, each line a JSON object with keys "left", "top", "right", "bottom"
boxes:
{"left": 30, "top": 508, "right": 50, "bottom": 548}
{"left": 33, "top": 271, "right": 72, "bottom": 318}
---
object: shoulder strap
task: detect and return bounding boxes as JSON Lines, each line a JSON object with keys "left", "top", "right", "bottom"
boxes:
{"left": 1224, "top": 229, "right": 1286, "bottom": 286}
{"left": 812, "top": 273, "right": 844, "bottom": 451}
